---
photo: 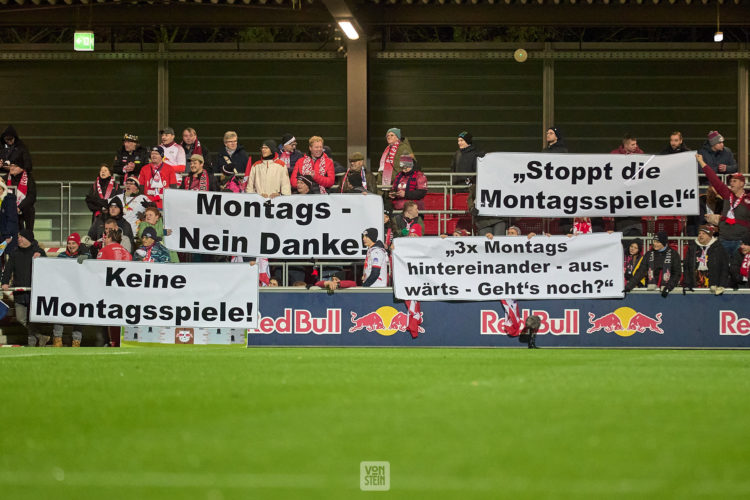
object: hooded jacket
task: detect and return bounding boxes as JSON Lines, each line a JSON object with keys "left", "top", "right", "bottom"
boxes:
{"left": 1, "top": 238, "right": 46, "bottom": 305}
{"left": 87, "top": 197, "right": 135, "bottom": 251}
{"left": 1, "top": 125, "right": 33, "bottom": 172}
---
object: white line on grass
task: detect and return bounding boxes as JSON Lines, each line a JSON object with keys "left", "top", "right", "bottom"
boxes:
{"left": 0, "top": 351, "right": 133, "bottom": 359}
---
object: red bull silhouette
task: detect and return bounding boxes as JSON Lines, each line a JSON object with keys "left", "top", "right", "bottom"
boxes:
{"left": 586, "top": 312, "right": 623, "bottom": 334}
{"left": 628, "top": 312, "right": 664, "bottom": 334}
{"left": 388, "top": 312, "right": 409, "bottom": 332}
{"left": 349, "top": 311, "right": 385, "bottom": 333}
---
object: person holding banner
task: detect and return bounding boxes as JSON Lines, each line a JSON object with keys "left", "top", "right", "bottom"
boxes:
{"left": 97, "top": 227, "right": 132, "bottom": 262}
{"left": 52, "top": 232, "right": 86, "bottom": 347}
{"left": 390, "top": 201, "right": 425, "bottom": 243}
{"left": 361, "top": 228, "right": 388, "bottom": 288}
{"left": 610, "top": 134, "right": 644, "bottom": 155}
{"left": 138, "top": 146, "right": 178, "bottom": 210}
{"left": 245, "top": 140, "right": 291, "bottom": 198}
{"left": 2, "top": 229, "right": 47, "bottom": 347}
{"left": 624, "top": 231, "right": 682, "bottom": 296}
{"left": 95, "top": 227, "right": 130, "bottom": 347}
{"left": 134, "top": 226, "right": 171, "bottom": 264}
{"left": 697, "top": 154, "right": 749, "bottom": 256}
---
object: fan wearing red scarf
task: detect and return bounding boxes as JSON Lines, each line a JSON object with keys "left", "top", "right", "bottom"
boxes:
{"left": 729, "top": 234, "right": 750, "bottom": 289}
{"left": 377, "top": 127, "right": 414, "bottom": 189}
{"left": 290, "top": 136, "right": 335, "bottom": 194}
{"left": 138, "top": 146, "right": 178, "bottom": 210}
{"left": 85, "top": 164, "right": 119, "bottom": 223}
{"left": 6, "top": 158, "right": 36, "bottom": 232}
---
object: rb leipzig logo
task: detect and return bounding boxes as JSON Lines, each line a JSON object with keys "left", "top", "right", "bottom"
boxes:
{"left": 349, "top": 306, "right": 425, "bottom": 336}
{"left": 587, "top": 307, "right": 663, "bottom": 337}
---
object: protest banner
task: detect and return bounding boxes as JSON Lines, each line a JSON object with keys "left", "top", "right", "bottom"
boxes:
{"left": 476, "top": 151, "right": 698, "bottom": 217}
{"left": 162, "top": 190, "right": 383, "bottom": 259}
{"left": 30, "top": 260, "right": 259, "bottom": 328}
{"left": 392, "top": 233, "right": 623, "bottom": 301}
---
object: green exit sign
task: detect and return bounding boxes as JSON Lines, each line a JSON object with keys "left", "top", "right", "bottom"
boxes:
{"left": 74, "top": 31, "right": 95, "bottom": 52}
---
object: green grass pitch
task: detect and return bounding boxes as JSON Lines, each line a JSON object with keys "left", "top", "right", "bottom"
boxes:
{"left": 1, "top": 346, "right": 749, "bottom": 499}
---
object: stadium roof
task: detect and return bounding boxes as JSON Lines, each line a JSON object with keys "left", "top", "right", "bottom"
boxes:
{"left": 1, "top": 0, "right": 749, "bottom": 28}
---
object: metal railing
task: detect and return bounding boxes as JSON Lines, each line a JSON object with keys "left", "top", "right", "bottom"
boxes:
{"left": 34, "top": 171, "right": 746, "bottom": 246}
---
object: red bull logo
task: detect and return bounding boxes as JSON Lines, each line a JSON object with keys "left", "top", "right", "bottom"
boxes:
{"left": 349, "top": 306, "right": 424, "bottom": 336}
{"left": 248, "top": 308, "right": 341, "bottom": 335}
{"left": 480, "top": 309, "right": 579, "bottom": 335}
{"left": 587, "top": 307, "right": 663, "bottom": 337}
{"left": 719, "top": 311, "right": 750, "bottom": 335}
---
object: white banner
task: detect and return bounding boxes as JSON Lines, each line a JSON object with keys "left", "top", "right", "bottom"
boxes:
{"left": 162, "top": 190, "right": 384, "bottom": 259}
{"left": 476, "top": 151, "right": 698, "bottom": 217}
{"left": 392, "top": 233, "right": 624, "bottom": 301}
{"left": 30, "top": 260, "right": 259, "bottom": 328}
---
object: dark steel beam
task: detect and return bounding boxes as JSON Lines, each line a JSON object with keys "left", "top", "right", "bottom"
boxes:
{"left": 357, "top": 4, "right": 750, "bottom": 28}
{"left": 0, "top": 4, "right": 333, "bottom": 27}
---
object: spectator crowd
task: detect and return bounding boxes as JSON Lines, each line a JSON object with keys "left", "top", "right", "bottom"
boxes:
{"left": 0, "top": 124, "right": 748, "bottom": 346}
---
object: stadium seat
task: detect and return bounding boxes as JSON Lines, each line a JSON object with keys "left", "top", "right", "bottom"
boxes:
{"left": 422, "top": 215, "right": 441, "bottom": 235}
{"left": 451, "top": 193, "right": 469, "bottom": 211}
{"left": 655, "top": 216, "right": 684, "bottom": 236}
{"left": 423, "top": 193, "right": 447, "bottom": 211}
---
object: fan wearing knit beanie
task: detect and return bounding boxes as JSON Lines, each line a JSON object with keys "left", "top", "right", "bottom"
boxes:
{"left": 544, "top": 127, "right": 568, "bottom": 153}
{"left": 624, "top": 231, "right": 682, "bottom": 297}
{"left": 697, "top": 130, "right": 738, "bottom": 176}
{"left": 377, "top": 127, "right": 415, "bottom": 191}
{"left": 451, "top": 130, "right": 484, "bottom": 186}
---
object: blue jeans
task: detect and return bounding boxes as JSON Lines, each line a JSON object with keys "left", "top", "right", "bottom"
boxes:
{"left": 720, "top": 239, "right": 741, "bottom": 257}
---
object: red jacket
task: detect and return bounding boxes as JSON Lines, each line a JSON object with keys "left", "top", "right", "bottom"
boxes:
{"left": 291, "top": 155, "right": 335, "bottom": 192}
{"left": 610, "top": 145, "right": 645, "bottom": 155}
{"left": 138, "top": 162, "right": 178, "bottom": 209}
{"left": 97, "top": 243, "right": 133, "bottom": 261}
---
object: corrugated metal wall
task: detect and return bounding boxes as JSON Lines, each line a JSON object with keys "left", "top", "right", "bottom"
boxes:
{"left": 368, "top": 59, "right": 544, "bottom": 172}
{"left": 169, "top": 60, "right": 347, "bottom": 167}
{"left": 555, "top": 60, "right": 738, "bottom": 154}
{"left": 0, "top": 61, "right": 158, "bottom": 181}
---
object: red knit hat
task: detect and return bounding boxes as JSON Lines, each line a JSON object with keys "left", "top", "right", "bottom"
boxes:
{"left": 67, "top": 232, "right": 81, "bottom": 245}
